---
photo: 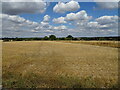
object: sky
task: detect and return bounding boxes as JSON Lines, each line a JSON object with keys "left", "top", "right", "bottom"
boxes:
{"left": 1, "top": 0, "right": 119, "bottom": 38}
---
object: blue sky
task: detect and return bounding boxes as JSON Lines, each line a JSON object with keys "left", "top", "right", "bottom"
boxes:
{"left": 19, "top": 2, "right": 118, "bottom": 23}
{"left": 2, "top": 1, "right": 119, "bottom": 37}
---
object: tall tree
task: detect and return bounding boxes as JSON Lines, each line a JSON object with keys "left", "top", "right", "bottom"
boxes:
{"left": 49, "top": 35, "right": 56, "bottom": 40}
{"left": 66, "top": 35, "right": 73, "bottom": 40}
{"left": 43, "top": 36, "right": 49, "bottom": 40}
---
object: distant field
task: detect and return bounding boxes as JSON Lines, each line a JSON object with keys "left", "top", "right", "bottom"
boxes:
{"left": 2, "top": 41, "right": 118, "bottom": 88}
{"left": 56, "top": 41, "right": 119, "bottom": 48}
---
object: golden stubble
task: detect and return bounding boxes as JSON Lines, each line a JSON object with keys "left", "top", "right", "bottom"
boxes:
{"left": 2, "top": 41, "right": 118, "bottom": 88}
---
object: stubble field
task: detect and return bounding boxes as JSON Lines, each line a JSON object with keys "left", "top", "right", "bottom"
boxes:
{"left": 2, "top": 41, "right": 118, "bottom": 88}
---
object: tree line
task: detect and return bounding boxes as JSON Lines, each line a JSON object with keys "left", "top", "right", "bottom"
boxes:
{"left": 2, "top": 35, "right": 119, "bottom": 42}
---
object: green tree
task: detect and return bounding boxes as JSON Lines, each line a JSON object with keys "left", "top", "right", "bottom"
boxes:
{"left": 43, "top": 36, "right": 49, "bottom": 40}
{"left": 66, "top": 35, "right": 73, "bottom": 40}
{"left": 49, "top": 35, "right": 56, "bottom": 40}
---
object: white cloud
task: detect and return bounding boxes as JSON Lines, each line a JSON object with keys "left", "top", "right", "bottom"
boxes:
{"left": 45, "top": 30, "right": 54, "bottom": 33}
{"left": 43, "top": 15, "right": 50, "bottom": 22}
{"left": 87, "top": 21, "right": 99, "bottom": 28}
{"left": 53, "top": 25, "right": 67, "bottom": 30}
{"left": 74, "top": 15, "right": 118, "bottom": 36}
{"left": 1, "top": 14, "right": 26, "bottom": 23}
{"left": 1, "top": 13, "right": 118, "bottom": 37}
{"left": 93, "top": 0, "right": 119, "bottom": 2}
{"left": 96, "top": 15, "right": 118, "bottom": 25}
{"left": 1, "top": 14, "right": 57, "bottom": 37}
{"left": 41, "top": 21, "right": 50, "bottom": 28}
{"left": 87, "top": 21, "right": 113, "bottom": 30}
{"left": 65, "top": 10, "right": 92, "bottom": 21}
{"left": 31, "top": 30, "right": 39, "bottom": 33}
{"left": 53, "top": 17, "right": 66, "bottom": 24}
{"left": 95, "top": 2, "right": 118, "bottom": 9}
{"left": 2, "top": 14, "right": 41, "bottom": 37}
{"left": 52, "top": 10, "right": 92, "bottom": 24}
{"left": 53, "top": 1, "right": 80, "bottom": 13}
{"left": 41, "top": 21, "right": 49, "bottom": 25}
{"left": 87, "top": 16, "right": 118, "bottom": 30}
{"left": 40, "top": 15, "right": 51, "bottom": 29}
{"left": 2, "top": 0, "right": 47, "bottom": 15}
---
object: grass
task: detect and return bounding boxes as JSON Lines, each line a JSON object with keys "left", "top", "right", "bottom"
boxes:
{"left": 56, "top": 41, "right": 120, "bottom": 48}
{"left": 3, "top": 72, "right": 118, "bottom": 88}
{"left": 2, "top": 41, "right": 118, "bottom": 88}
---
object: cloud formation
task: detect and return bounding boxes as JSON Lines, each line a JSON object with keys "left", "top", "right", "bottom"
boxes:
{"left": 65, "top": 10, "right": 92, "bottom": 21}
{"left": 2, "top": 0, "right": 47, "bottom": 15}
{"left": 96, "top": 15, "right": 118, "bottom": 25}
{"left": 43, "top": 15, "right": 50, "bottom": 22}
{"left": 52, "top": 10, "right": 92, "bottom": 24}
{"left": 40, "top": 15, "right": 51, "bottom": 30}
{"left": 1, "top": 14, "right": 44, "bottom": 37}
{"left": 1, "top": 1, "right": 118, "bottom": 37}
{"left": 53, "top": 25, "right": 67, "bottom": 30}
{"left": 95, "top": 2, "right": 118, "bottom": 9}
{"left": 53, "top": 1, "right": 80, "bottom": 13}
{"left": 2, "top": 13, "right": 118, "bottom": 37}
{"left": 53, "top": 17, "right": 66, "bottom": 24}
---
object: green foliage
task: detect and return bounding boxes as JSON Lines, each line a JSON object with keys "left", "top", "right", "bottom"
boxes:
{"left": 67, "top": 35, "right": 73, "bottom": 39}
{"left": 60, "top": 37, "right": 66, "bottom": 40}
{"left": 49, "top": 35, "right": 57, "bottom": 40}
{"left": 43, "top": 36, "right": 49, "bottom": 40}
{"left": 2, "top": 36, "right": 119, "bottom": 41}
{"left": 66, "top": 35, "right": 73, "bottom": 40}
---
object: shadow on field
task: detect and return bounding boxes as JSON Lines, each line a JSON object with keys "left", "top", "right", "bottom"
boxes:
{"left": 3, "top": 71, "right": 118, "bottom": 88}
